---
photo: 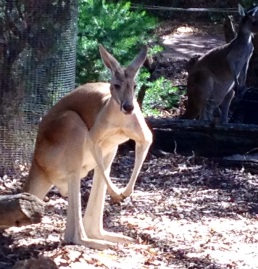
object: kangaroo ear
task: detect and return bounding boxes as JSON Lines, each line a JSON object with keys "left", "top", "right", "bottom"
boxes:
{"left": 126, "top": 45, "right": 148, "bottom": 78}
{"left": 248, "top": 5, "right": 258, "bottom": 16}
{"left": 99, "top": 44, "right": 121, "bottom": 73}
{"left": 238, "top": 4, "right": 246, "bottom": 17}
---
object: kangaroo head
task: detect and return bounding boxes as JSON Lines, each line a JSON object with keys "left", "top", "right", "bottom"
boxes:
{"left": 238, "top": 4, "right": 258, "bottom": 34}
{"left": 99, "top": 44, "right": 147, "bottom": 114}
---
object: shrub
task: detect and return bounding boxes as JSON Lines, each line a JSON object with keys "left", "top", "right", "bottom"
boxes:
{"left": 77, "top": 0, "right": 157, "bottom": 83}
{"left": 140, "top": 74, "right": 183, "bottom": 116}
{"left": 241, "top": 0, "right": 256, "bottom": 8}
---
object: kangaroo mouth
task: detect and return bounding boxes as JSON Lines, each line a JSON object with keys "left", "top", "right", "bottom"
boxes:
{"left": 122, "top": 109, "right": 133, "bottom": 115}
{"left": 121, "top": 103, "right": 134, "bottom": 115}
{"left": 121, "top": 107, "right": 133, "bottom": 115}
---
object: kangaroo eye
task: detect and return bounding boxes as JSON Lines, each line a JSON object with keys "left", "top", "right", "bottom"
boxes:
{"left": 133, "top": 85, "right": 137, "bottom": 90}
{"left": 114, "top": 84, "right": 121, "bottom": 90}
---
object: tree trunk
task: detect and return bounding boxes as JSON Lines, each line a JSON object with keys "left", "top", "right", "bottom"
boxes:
{"left": 0, "top": 193, "right": 44, "bottom": 228}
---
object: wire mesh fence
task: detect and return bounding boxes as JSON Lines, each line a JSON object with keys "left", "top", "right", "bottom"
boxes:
{"left": 0, "top": 0, "right": 78, "bottom": 176}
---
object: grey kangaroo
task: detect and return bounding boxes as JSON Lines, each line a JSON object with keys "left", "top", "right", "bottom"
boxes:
{"left": 182, "top": 4, "right": 258, "bottom": 123}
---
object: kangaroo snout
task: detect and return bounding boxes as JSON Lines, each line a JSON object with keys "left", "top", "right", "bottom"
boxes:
{"left": 121, "top": 102, "right": 134, "bottom": 114}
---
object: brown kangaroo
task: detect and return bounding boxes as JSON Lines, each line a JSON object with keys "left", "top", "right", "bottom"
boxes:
{"left": 182, "top": 4, "right": 258, "bottom": 123}
{"left": 22, "top": 44, "right": 152, "bottom": 249}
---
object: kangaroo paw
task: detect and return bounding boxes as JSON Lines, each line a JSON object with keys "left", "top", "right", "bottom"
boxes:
{"left": 107, "top": 188, "right": 127, "bottom": 203}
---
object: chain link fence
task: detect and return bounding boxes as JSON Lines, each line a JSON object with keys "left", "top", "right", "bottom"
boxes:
{"left": 0, "top": 0, "right": 78, "bottom": 176}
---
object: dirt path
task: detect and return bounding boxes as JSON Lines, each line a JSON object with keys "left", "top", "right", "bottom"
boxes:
{"left": 147, "top": 21, "right": 227, "bottom": 95}
{"left": 158, "top": 21, "right": 225, "bottom": 61}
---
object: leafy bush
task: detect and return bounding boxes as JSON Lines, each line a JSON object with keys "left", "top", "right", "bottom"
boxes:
{"left": 241, "top": 0, "right": 256, "bottom": 8}
{"left": 77, "top": 0, "right": 157, "bottom": 83}
{"left": 140, "top": 73, "right": 182, "bottom": 116}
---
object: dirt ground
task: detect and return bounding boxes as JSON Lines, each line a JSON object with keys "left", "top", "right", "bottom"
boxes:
{"left": 157, "top": 20, "right": 225, "bottom": 61}
{"left": 1, "top": 20, "right": 258, "bottom": 269}
{"left": 161, "top": 21, "right": 224, "bottom": 89}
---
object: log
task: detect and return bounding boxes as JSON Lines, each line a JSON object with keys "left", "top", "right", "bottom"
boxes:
{"left": 0, "top": 192, "right": 44, "bottom": 228}
{"left": 146, "top": 118, "right": 258, "bottom": 157}
{"left": 212, "top": 156, "right": 258, "bottom": 174}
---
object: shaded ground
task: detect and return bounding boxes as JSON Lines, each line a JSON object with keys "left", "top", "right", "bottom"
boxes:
{"left": 1, "top": 21, "right": 258, "bottom": 269}
{"left": 1, "top": 152, "right": 258, "bottom": 268}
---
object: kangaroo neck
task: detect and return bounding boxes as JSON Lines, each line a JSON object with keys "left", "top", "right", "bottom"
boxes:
{"left": 236, "top": 28, "right": 253, "bottom": 43}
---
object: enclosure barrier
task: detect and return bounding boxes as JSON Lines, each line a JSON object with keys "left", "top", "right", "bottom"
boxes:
{"left": 0, "top": 0, "right": 78, "bottom": 176}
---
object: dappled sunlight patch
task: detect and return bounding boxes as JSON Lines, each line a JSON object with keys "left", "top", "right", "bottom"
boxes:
{"left": 176, "top": 26, "right": 196, "bottom": 34}
{"left": 1, "top": 153, "right": 258, "bottom": 268}
{"left": 185, "top": 218, "right": 258, "bottom": 267}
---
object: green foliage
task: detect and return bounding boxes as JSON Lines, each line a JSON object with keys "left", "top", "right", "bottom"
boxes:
{"left": 77, "top": 0, "right": 157, "bottom": 83}
{"left": 240, "top": 0, "right": 257, "bottom": 8}
{"left": 140, "top": 74, "right": 182, "bottom": 116}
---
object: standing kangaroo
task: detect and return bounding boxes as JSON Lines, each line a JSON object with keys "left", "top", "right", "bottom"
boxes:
{"left": 182, "top": 4, "right": 258, "bottom": 123}
{"left": 23, "top": 44, "right": 152, "bottom": 249}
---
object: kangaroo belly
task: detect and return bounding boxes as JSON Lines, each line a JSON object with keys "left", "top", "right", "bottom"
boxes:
{"left": 53, "top": 135, "right": 129, "bottom": 196}
{"left": 81, "top": 134, "right": 129, "bottom": 173}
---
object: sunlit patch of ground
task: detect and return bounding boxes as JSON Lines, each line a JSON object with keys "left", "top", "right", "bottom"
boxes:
{"left": 1, "top": 152, "right": 258, "bottom": 269}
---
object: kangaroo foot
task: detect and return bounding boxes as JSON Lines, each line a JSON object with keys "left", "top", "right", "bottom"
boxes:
{"left": 85, "top": 228, "right": 135, "bottom": 244}
{"left": 64, "top": 234, "right": 117, "bottom": 250}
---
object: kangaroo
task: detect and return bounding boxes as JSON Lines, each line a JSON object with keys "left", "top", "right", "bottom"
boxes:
{"left": 182, "top": 4, "right": 258, "bottom": 123}
{"left": 23, "top": 44, "right": 152, "bottom": 249}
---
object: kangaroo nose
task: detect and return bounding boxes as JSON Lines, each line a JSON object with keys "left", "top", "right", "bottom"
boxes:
{"left": 122, "top": 103, "right": 134, "bottom": 114}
